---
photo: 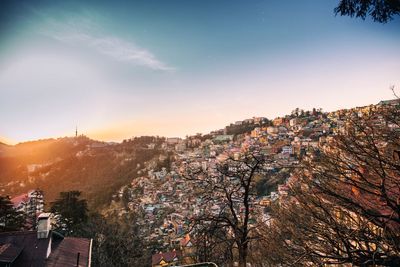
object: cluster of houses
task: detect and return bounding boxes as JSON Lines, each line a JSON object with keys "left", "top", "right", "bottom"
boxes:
{"left": 113, "top": 100, "right": 400, "bottom": 266}
{"left": 5, "top": 100, "right": 396, "bottom": 267}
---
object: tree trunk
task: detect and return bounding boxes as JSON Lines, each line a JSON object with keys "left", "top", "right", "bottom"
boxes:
{"left": 238, "top": 242, "right": 248, "bottom": 267}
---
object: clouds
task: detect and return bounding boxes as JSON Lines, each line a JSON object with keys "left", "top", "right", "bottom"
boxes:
{"left": 53, "top": 32, "right": 173, "bottom": 71}
{"left": 39, "top": 13, "right": 174, "bottom": 71}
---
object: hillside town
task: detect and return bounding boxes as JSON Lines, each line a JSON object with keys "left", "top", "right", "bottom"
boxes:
{"left": 105, "top": 99, "right": 399, "bottom": 266}
{"left": 2, "top": 0, "right": 400, "bottom": 265}
{"left": 2, "top": 98, "right": 399, "bottom": 266}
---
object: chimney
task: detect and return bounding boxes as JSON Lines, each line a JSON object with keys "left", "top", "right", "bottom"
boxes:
{"left": 37, "top": 213, "right": 52, "bottom": 239}
{"left": 76, "top": 252, "right": 80, "bottom": 267}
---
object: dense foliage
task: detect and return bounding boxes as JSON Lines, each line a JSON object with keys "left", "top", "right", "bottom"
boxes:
{"left": 50, "top": 191, "right": 88, "bottom": 235}
{"left": 49, "top": 191, "right": 149, "bottom": 266}
{"left": 85, "top": 212, "right": 150, "bottom": 266}
{"left": 335, "top": 0, "right": 400, "bottom": 23}
{"left": 225, "top": 120, "right": 271, "bottom": 136}
{"left": 0, "top": 136, "right": 163, "bottom": 210}
{"left": 0, "top": 195, "right": 25, "bottom": 232}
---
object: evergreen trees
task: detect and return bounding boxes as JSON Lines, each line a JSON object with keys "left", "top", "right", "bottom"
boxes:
{"left": 0, "top": 196, "right": 25, "bottom": 232}
{"left": 50, "top": 191, "right": 149, "bottom": 266}
{"left": 50, "top": 191, "right": 88, "bottom": 235}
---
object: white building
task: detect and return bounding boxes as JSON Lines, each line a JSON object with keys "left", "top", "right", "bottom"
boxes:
{"left": 281, "top": 146, "right": 293, "bottom": 155}
{"left": 11, "top": 189, "right": 44, "bottom": 217}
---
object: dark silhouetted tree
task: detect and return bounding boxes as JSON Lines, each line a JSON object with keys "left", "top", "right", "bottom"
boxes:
{"left": 0, "top": 196, "right": 25, "bottom": 232}
{"left": 50, "top": 191, "right": 88, "bottom": 235}
{"left": 335, "top": 0, "right": 400, "bottom": 23}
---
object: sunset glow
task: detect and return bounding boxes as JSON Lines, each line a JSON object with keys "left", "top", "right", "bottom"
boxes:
{"left": 1, "top": 0, "right": 399, "bottom": 144}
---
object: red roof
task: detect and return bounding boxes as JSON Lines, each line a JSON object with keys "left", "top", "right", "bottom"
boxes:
{"left": 47, "top": 237, "right": 92, "bottom": 267}
{"left": 180, "top": 234, "right": 191, "bottom": 247}
{"left": 10, "top": 194, "right": 29, "bottom": 208}
{"left": 152, "top": 250, "right": 181, "bottom": 266}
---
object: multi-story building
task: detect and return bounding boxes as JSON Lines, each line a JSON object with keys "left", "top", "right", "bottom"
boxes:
{"left": 11, "top": 189, "right": 44, "bottom": 218}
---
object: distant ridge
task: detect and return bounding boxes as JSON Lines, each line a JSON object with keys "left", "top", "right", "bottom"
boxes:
{"left": 0, "top": 141, "right": 9, "bottom": 147}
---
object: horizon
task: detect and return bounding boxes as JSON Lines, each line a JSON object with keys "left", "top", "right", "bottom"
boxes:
{"left": 0, "top": 96, "right": 395, "bottom": 145}
{"left": 1, "top": 0, "right": 399, "bottom": 144}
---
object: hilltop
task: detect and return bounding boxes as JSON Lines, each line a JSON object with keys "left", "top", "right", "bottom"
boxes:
{"left": 0, "top": 136, "right": 166, "bottom": 209}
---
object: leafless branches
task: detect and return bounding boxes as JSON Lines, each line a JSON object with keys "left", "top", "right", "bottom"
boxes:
{"left": 185, "top": 152, "right": 271, "bottom": 267}
{"left": 264, "top": 104, "right": 400, "bottom": 266}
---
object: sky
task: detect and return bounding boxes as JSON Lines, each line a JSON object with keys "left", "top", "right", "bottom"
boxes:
{"left": 1, "top": 0, "right": 399, "bottom": 144}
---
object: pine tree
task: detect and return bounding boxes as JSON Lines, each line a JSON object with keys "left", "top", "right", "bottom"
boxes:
{"left": 0, "top": 196, "right": 25, "bottom": 232}
{"left": 50, "top": 191, "right": 88, "bottom": 235}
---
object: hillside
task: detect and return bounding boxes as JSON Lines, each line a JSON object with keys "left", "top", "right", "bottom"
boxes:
{"left": 0, "top": 136, "right": 165, "bottom": 209}
{"left": 0, "top": 141, "right": 10, "bottom": 153}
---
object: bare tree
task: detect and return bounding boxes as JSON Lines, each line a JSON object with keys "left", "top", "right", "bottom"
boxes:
{"left": 186, "top": 152, "right": 270, "bottom": 267}
{"left": 390, "top": 85, "right": 399, "bottom": 99}
{"left": 193, "top": 220, "right": 235, "bottom": 264}
{"left": 265, "top": 103, "right": 400, "bottom": 266}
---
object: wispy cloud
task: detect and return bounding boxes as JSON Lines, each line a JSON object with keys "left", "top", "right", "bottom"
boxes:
{"left": 38, "top": 14, "right": 174, "bottom": 71}
{"left": 53, "top": 32, "right": 173, "bottom": 71}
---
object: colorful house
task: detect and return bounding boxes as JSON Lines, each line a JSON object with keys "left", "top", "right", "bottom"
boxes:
{"left": 152, "top": 250, "right": 181, "bottom": 267}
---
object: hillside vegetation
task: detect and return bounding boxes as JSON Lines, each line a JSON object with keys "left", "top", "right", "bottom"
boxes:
{"left": 0, "top": 136, "right": 164, "bottom": 210}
